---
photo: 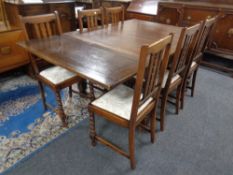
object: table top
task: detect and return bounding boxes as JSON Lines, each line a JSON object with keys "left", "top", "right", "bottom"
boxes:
{"left": 67, "top": 19, "right": 182, "bottom": 57}
{"left": 18, "top": 35, "right": 138, "bottom": 90}
{"left": 19, "top": 19, "right": 182, "bottom": 90}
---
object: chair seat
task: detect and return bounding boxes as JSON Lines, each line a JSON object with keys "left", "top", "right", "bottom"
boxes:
{"left": 162, "top": 70, "right": 181, "bottom": 88}
{"left": 190, "top": 61, "right": 198, "bottom": 71}
{"left": 91, "top": 84, "right": 153, "bottom": 120}
{"left": 40, "top": 66, "right": 76, "bottom": 85}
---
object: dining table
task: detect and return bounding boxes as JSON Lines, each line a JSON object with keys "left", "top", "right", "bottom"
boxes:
{"left": 18, "top": 19, "right": 182, "bottom": 90}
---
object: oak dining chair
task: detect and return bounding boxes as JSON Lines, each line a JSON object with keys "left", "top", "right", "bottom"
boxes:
{"left": 78, "top": 8, "right": 104, "bottom": 33}
{"left": 19, "top": 11, "right": 81, "bottom": 127}
{"left": 78, "top": 8, "right": 107, "bottom": 99}
{"left": 0, "top": 0, "right": 7, "bottom": 26}
{"left": 88, "top": 34, "right": 173, "bottom": 169}
{"left": 159, "top": 22, "right": 201, "bottom": 131}
{"left": 104, "top": 6, "right": 124, "bottom": 25}
{"left": 184, "top": 17, "right": 217, "bottom": 98}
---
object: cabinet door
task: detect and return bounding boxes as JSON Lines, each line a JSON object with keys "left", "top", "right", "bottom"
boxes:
{"left": 209, "top": 12, "right": 233, "bottom": 55}
{"left": 49, "top": 3, "right": 76, "bottom": 32}
{"left": 0, "top": 30, "right": 29, "bottom": 73}
{"left": 157, "top": 5, "right": 182, "bottom": 25}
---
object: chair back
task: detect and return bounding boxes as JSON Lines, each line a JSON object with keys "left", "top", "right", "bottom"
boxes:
{"left": 193, "top": 17, "right": 217, "bottom": 62}
{"left": 19, "top": 11, "right": 62, "bottom": 74}
{"left": 0, "top": 0, "right": 8, "bottom": 25}
{"left": 164, "top": 23, "right": 201, "bottom": 89}
{"left": 19, "top": 11, "right": 62, "bottom": 40}
{"left": 78, "top": 8, "right": 104, "bottom": 33}
{"left": 105, "top": 6, "right": 124, "bottom": 25}
{"left": 130, "top": 34, "right": 173, "bottom": 123}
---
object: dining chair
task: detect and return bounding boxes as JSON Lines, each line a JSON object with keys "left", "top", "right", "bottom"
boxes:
{"left": 0, "top": 0, "right": 7, "bottom": 26}
{"left": 159, "top": 22, "right": 201, "bottom": 131}
{"left": 104, "top": 6, "right": 124, "bottom": 25}
{"left": 19, "top": 11, "right": 81, "bottom": 127}
{"left": 184, "top": 17, "right": 217, "bottom": 98}
{"left": 78, "top": 8, "right": 104, "bottom": 33}
{"left": 89, "top": 34, "right": 173, "bottom": 169}
{"left": 77, "top": 8, "right": 106, "bottom": 99}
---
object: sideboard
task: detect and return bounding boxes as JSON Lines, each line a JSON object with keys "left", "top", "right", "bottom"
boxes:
{"left": 0, "top": 25, "right": 29, "bottom": 73}
{"left": 127, "top": 0, "right": 157, "bottom": 21}
{"left": 4, "top": 0, "right": 76, "bottom": 32}
{"left": 157, "top": 1, "right": 233, "bottom": 74}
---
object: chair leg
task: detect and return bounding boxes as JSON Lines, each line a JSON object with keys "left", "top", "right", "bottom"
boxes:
{"left": 129, "top": 128, "right": 136, "bottom": 169}
{"left": 160, "top": 94, "right": 168, "bottom": 131}
{"left": 180, "top": 80, "right": 186, "bottom": 110}
{"left": 89, "top": 111, "right": 97, "bottom": 146}
{"left": 68, "top": 86, "right": 72, "bottom": 98}
{"left": 191, "top": 70, "right": 198, "bottom": 97}
{"left": 89, "top": 82, "right": 95, "bottom": 101}
{"left": 38, "top": 81, "right": 47, "bottom": 110}
{"left": 54, "top": 90, "right": 68, "bottom": 127}
{"left": 150, "top": 109, "right": 156, "bottom": 143}
{"left": 176, "top": 85, "right": 182, "bottom": 114}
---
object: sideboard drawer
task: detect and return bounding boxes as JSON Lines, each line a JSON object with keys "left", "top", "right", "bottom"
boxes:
{"left": 0, "top": 29, "right": 29, "bottom": 73}
{"left": 182, "top": 7, "right": 218, "bottom": 26}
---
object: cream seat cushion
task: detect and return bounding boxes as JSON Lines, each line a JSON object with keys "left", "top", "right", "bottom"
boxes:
{"left": 40, "top": 66, "right": 76, "bottom": 85}
{"left": 91, "top": 84, "right": 153, "bottom": 120}
{"left": 162, "top": 70, "right": 181, "bottom": 88}
{"left": 191, "top": 61, "right": 197, "bottom": 68}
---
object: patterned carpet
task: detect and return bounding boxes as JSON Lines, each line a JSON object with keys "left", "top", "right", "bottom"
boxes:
{"left": 0, "top": 73, "right": 90, "bottom": 174}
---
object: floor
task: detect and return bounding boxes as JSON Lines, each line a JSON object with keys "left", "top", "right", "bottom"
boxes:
{"left": 5, "top": 68, "right": 233, "bottom": 175}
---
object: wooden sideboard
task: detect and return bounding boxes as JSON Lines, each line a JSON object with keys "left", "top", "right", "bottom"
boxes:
{"left": 127, "top": 0, "right": 157, "bottom": 21}
{"left": 0, "top": 25, "right": 29, "bottom": 73}
{"left": 157, "top": 1, "right": 233, "bottom": 73}
{"left": 4, "top": 0, "right": 76, "bottom": 32}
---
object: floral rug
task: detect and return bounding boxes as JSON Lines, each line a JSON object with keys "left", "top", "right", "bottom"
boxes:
{"left": 0, "top": 73, "right": 91, "bottom": 174}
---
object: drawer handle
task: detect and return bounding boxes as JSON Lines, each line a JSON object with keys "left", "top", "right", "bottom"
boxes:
{"left": 227, "top": 28, "right": 233, "bottom": 38}
{"left": 187, "top": 16, "right": 192, "bottom": 20}
{"left": 166, "top": 18, "right": 171, "bottom": 24}
{"left": 1, "top": 46, "right": 11, "bottom": 55}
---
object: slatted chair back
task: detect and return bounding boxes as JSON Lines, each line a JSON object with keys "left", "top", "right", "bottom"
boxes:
{"left": 105, "top": 6, "right": 124, "bottom": 25}
{"left": 164, "top": 23, "right": 201, "bottom": 89}
{"left": 19, "top": 11, "right": 62, "bottom": 74}
{"left": 19, "top": 11, "right": 62, "bottom": 40}
{"left": 0, "top": 0, "right": 4, "bottom": 21}
{"left": 78, "top": 8, "right": 104, "bottom": 33}
{"left": 0, "top": 0, "right": 8, "bottom": 25}
{"left": 131, "top": 34, "right": 173, "bottom": 123}
{"left": 193, "top": 17, "right": 217, "bottom": 62}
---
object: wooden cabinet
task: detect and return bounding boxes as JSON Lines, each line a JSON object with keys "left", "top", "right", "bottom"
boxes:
{"left": 4, "top": 0, "right": 76, "bottom": 32}
{"left": 157, "top": 1, "right": 233, "bottom": 73}
{"left": 127, "top": 0, "right": 157, "bottom": 21}
{"left": 0, "top": 27, "right": 29, "bottom": 73}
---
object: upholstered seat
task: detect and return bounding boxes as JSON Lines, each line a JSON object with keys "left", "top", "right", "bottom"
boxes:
{"left": 189, "top": 61, "right": 198, "bottom": 72}
{"left": 91, "top": 84, "right": 153, "bottom": 120}
{"left": 40, "top": 66, "right": 76, "bottom": 85}
{"left": 162, "top": 70, "right": 181, "bottom": 88}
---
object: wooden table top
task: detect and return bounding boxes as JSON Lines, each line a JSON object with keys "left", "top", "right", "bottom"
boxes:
{"left": 19, "top": 19, "right": 182, "bottom": 90}
{"left": 18, "top": 35, "right": 138, "bottom": 90}
{"left": 67, "top": 19, "right": 182, "bottom": 56}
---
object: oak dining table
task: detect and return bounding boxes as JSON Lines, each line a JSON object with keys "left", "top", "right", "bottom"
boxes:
{"left": 18, "top": 19, "right": 182, "bottom": 90}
